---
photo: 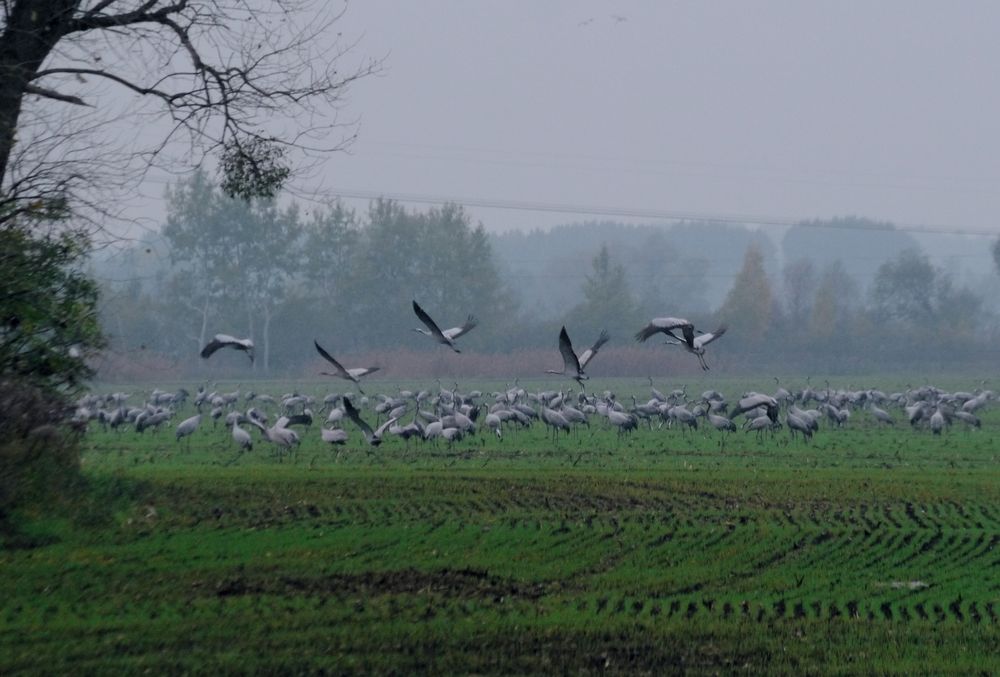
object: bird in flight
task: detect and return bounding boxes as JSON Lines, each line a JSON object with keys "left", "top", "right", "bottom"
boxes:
{"left": 200, "top": 334, "right": 254, "bottom": 363}
{"left": 412, "top": 300, "right": 478, "bottom": 353}
{"left": 634, "top": 317, "right": 694, "bottom": 345}
{"left": 313, "top": 339, "right": 380, "bottom": 394}
{"left": 546, "top": 326, "right": 610, "bottom": 386}
{"left": 342, "top": 396, "right": 397, "bottom": 446}
{"left": 665, "top": 324, "right": 728, "bottom": 371}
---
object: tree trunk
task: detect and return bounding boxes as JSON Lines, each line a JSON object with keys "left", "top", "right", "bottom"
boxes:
{"left": 198, "top": 298, "right": 211, "bottom": 353}
{"left": 181, "top": 295, "right": 213, "bottom": 364}
{"left": 246, "top": 308, "right": 256, "bottom": 375}
{"left": 262, "top": 304, "right": 271, "bottom": 374}
{"left": 0, "top": 0, "right": 80, "bottom": 182}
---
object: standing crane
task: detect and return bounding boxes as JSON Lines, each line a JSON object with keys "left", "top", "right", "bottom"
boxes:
{"left": 256, "top": 423, "right": 300, "bottom": 461}
{"left": 648, "top": 376, "right": 667, "bottom": 403}
{"left": 175, "top": 414, "right": 201, "bottom": 449}
{"left": 231, "top": 419, "right": 253, "bottom": 452}
{"left": 321, "top": 427, "right": 349, "bottom": 445}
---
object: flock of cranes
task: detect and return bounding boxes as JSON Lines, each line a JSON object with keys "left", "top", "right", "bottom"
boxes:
{"left": 76, "top": 376, "right": 994, "bottom": 462}
{"left": 200, "top": 303, "right": 728, "bottom": 383}
{"left": 70, "top": 302, "right": 982, "bottom": 458}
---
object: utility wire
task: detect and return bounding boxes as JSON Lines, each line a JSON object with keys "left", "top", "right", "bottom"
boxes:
{"left": 309, "top": 187, "right": 1000, "bottom": 238}
{"left": 131, "top": 172, "right": 1000, "bottom": 238}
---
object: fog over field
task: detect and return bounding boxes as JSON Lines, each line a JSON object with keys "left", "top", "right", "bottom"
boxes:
{"left": 91, "top": 203, "right": 1000, "bottom": 381}
{"left": 82, "top": 3, "right": 1000, "bottom": 381}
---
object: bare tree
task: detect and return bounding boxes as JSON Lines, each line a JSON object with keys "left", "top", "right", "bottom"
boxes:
{"left": 0, "top": 1, "right": 379, "bottom": 223}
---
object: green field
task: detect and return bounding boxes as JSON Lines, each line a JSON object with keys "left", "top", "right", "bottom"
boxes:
{"left": 2, "top": 379, "right": 998, "bottom": 674}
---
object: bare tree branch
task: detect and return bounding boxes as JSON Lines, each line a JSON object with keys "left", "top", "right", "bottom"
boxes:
{"left": 1, "top": 0, "right": 380, "bottom": 228}
{"left": 24, "top": 82, "right": 91, "bottom": 106}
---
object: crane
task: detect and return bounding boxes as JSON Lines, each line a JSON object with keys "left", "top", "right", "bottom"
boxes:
{"left": 648, "top": 376, "right": 667, "bottom": 403}
{"left": 411, "top": 300, "right": 478, "bottom": 353}
{"left": 320, "top": 427, "right": 349, "bottom": 445}
{"left": 246, "top": 418, "right": 300, "bottom": 461}
{"left": 200, "top": 334, "right": 254, "bottom": 363}
{"left": 546, "top": 326, "right": 609, "bottom": 387}
{"left": 664, "top": 324, "right": 728, "bottom": 371}
{"left": 313, "top": 339, "right": 380, "bottom": 394}
{"left": 231, "top": 419, "right": 253, "bottom": 452}
{"left": 730, "top": 393, "right": 780, "bottom": 423}
{"left": 175, "top": 414, "right": 201, "bottom": 448}
{"left": 634, "top": 317, "right": 693, "bottom": 344}
{"left": 342, "top": 396, "right": 397, "bottom": 446}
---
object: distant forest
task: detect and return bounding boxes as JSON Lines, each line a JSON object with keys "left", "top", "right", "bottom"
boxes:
{"left": 93, "top": 172, "right": 1000, "bottom": 380}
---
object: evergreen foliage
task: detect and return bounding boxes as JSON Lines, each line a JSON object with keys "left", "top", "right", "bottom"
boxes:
{"left": 0, "top": 223, "right": 102, "bottom": 392}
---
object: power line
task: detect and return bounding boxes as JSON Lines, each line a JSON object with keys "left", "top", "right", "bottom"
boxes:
{"left": 133, "top": 171, "right": 1000, "bottom": 238}
{"left": 308, "top": 187, "right": 1000, "bottom": 238}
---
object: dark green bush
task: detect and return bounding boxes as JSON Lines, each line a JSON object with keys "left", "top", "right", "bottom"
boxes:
{"left": 0, "top": 378, "right": 85, "bottom": 537}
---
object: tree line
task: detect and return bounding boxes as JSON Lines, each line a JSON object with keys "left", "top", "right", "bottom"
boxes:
{"left": 93, "top": 171, "right": 1000, "bottom": 378}
{"left": 99, "top": 171, "right": 519, "bottom": 374}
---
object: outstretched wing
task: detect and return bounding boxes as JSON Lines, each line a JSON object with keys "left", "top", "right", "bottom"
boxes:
{"left": 729, "top": 393, "right": 778, "bottom": 419}
{"left": 282, "top": 412, "right": 313, "bottom": 428}
{"left": 695, "top": 324, "right": 727, "bottom": 349}
{"left": 577, "top": 329, "right": 609, "bottom": 369}
{"left": 201, "top": 334, "right": 253, "bottom": 361}
{"left": 314, "top": 340, "right": 348, "bottom": 378}
{"left": 374, "top": 416, "right": 400, "bottom": 438}
{"left": 412, "top": 301, "right": 448, "bottom": 343}
{"left": 634, "top": 317, "right": 691, "bottom": 343}
{"left": 558, "top": 326, "right": 582, "bottom": 376}
{"left": 245, "top": 417, "right": 267, "bottom": 434}
{"left": 200, "top": 336, "right": 226, "bottom": 359}
{"left": 445, "top": 315, "right": 478, "bottom": 340}
{"left": 342, "top": 397, "right": 374, "bottom": 437}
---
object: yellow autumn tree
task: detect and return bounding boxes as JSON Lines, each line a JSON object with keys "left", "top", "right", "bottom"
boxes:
{"left": 809, "top": 261, "right": 858, "bottom": 341}
{"left": 718, "top": 244, "right": 772, "bottom": 343}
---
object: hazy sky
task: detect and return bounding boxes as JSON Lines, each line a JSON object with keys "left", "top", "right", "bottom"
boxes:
{"left": 122, "top": 2, "right": 1000, "bottom": 239}
{"left": 302, "top": 1, "right": 999, "bottom": 236}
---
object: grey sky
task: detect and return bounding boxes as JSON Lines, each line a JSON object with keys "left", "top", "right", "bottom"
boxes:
{"left": 310, "top": 1, "right": 1000, "bottom": 235}
{"left": 126, "top": 2, "right": 1000, "bottom": 238}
